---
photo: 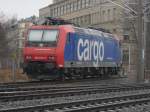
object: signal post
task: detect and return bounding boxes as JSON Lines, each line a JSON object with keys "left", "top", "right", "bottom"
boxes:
{"left": 137, "top": 0, "right": 145, "bottom": 82}
{"left": 144, "top": 0, "right": 150, "bottom": 81}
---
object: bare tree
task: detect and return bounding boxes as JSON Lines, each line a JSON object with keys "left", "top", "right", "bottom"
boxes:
{"left": 0, "top": 12, "right": 18, "bottom": 68}
{"left": 0, "top": 22, "right": 8, "bottom": 58}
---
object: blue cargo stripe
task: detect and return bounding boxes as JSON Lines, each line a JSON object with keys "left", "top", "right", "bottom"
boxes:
{"left": 64, "top": 32, "right": 121, "bottom": 67}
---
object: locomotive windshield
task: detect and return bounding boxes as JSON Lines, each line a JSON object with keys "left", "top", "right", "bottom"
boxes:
{"left": 27, "top": 30, "right": 58, "bottom": 47}
{"left": 28, "top": 30, "right": 43, "bottom": 42}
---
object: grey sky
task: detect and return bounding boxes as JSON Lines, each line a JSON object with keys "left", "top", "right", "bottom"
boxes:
{"left": 0, "top": 0, "right": 52, "bottom": 19}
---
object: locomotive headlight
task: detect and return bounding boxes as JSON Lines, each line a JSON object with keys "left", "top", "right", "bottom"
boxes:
{"left": 48, "top": 56, "right": 55, "bottom": 61}
{"left": 26, "top": 56, "right": 32, "bottom": 60}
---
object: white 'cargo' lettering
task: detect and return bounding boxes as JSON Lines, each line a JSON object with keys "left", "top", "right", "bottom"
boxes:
{"left": 77, "top": 38, "right": 104, "bottom": 66}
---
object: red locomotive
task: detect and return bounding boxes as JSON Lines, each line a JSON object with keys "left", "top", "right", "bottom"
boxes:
{"left": 23, "top": 17, "right": 122, "bottom": 80}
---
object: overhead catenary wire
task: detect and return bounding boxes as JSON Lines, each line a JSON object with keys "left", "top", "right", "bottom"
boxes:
{"left": 107, "top": 0, "right": 137, "bottom": 15}
{"left": 120, "top": 0, "right": 137, "bottom": 15}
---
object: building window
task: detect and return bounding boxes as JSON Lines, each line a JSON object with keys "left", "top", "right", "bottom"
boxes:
{"left": 123, "top": 50, "right": 129, "bottom": 65}
{"left": 51, "top": 9, "right": 54, "bottom": 16}
{"left": 66, "top": 4, "right": 70, "bottom": 13}
{"left": 77, "top": 0, "right": 81, "bottom": 10}
{"left": 57, "top": 7, "right": 60, "bottom": 16}
{"left": 64, "top": 5, "right": 67, "bottom": 14}
{"left": 74, "top": 18, "right": 77, "bottom": 24}
{"left": 62, "top": 5, "right": 65, "bottom": 14}
{"left": 71, "top": 3, "right": 73, "bottom": 12}
{"left": 84, "top": 15, "right": 88, "bottom": 24}
{"left": 60, "top": 6, "right": 62, "bottom": 15}
{"left": 74, "top": 2, "right": 77, "bottom": 11}
{"left": 107, "top": 9, "right": 110, "bottom": 21}
{"left": 113, "top": 8, "right": 116, "bottom": 20}
{"left": 69, "top": 3, "right": 71, "bottom": 13}
{"left": 78, "top": 17, "right": 81, "bottom": 25}
{"left": 87, "top": 14, "right": 91, "bottom": 24}
{"left": 56, "top": 7, "right": 58, "bottom": 16}
{"left": 54, "top": 8, "right": 56, "bottom": 16}
{"left": 113, "top": 28, "right": 117, "bottom": 33}
{"left": 53, "top": 8, "right": 55, "bottom": 16}
{"left": 123, "top": 34, "right": 130, "bottom": 42}
{"left": 81, "top": 0, "right": 86, "bottom": 8}
{"left": 76, "top": 17, "right": 79, "bottom": 25}
{"left": 80, "top": 16, "right": 84, "bottom": 25}
{"left": 102, "top": 10, "right": 106, "bottom": 22}
{"left": 85, "top": 0, "right": 90, "bottom": 7}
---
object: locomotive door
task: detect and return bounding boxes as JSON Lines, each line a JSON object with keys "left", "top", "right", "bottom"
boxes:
{"left": 64, "top": 33, "right": 75, "bottom": 67}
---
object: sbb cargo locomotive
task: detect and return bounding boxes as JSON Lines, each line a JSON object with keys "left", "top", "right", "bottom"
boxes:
{"left": 23, "top": 18, "right": 122, "bottom": 80}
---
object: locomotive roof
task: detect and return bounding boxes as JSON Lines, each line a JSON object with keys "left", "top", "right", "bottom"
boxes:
{"left": 74, "top": 26, "right": 115, "bottom": 40}
{"left": 30, "top": 25, "right": 119, "bottom": 41}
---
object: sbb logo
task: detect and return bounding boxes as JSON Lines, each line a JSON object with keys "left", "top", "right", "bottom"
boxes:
{"left": 77, "top": 38, "right": 104, "bottom": 67}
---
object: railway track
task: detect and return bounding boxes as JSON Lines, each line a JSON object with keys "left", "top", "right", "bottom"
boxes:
{"left": 0, "top": 78, "right": 105, "bottom": 88}
{"left": 1, "top": 78, "right": 150, "bottom": 112}
{"left": 0, "top": 78, "right": 129, "bottom": 93}
{"left": 0, "top": 81, "right": 146, "bottom": 93}
{"left": 1, "top": 90, "right": 150, "bottom": 112}
{"left": 0, "top": 77, "right": 129, "bottom": 92}
{"left": 1, "top": 83, "right": 150, "bottom": 102}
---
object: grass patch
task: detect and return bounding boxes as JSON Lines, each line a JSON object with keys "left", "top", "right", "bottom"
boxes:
{"left": 0, "top": 69, "right": 29, "bottom": 83}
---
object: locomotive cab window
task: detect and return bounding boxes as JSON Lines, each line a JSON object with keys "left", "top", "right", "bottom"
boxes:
{"left": 27, "top": 29, "right": 59, "bottom": 47}
{"left": 28, "top": 30, "right": 43, "bottom": 42}
{"left": 43, "top": 30, "right": 58, "bottom": 42}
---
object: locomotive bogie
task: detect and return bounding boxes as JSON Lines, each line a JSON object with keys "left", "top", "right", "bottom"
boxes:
{"left": 24, "top": 63, "right": 120, "bottom": 79}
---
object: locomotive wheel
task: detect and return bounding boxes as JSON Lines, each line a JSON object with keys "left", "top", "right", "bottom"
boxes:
{"left": 58, "top": 69, "right": 65, "bottom": 81}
